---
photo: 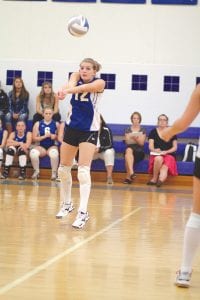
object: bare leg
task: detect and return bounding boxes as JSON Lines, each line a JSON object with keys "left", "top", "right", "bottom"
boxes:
{"left": 125, "top": 148, "right": 134, "bottom": 179}
{"left": 60, "top": 142, "right": 78, "bottom": 166}
{"left": 151, "top": 156, "right": 163, "bottom": 182}
{"left": 158, "top": 164, "right": 168, "bottom": 182}
{"left": 106, "top": 165, "right": 113, "bottom": 178}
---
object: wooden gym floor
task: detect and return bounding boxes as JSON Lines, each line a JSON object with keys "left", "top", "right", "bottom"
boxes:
{"left": 0, "top": 175, "right": 200, "bottom": 300}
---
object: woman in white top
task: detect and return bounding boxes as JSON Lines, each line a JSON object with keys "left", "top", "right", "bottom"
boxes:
{"left": 33, "top": 81, "right": 61, "bottom": 124}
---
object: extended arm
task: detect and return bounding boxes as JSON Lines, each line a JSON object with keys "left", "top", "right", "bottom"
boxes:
{"left": 162, "top": 84, "right": 200, "bottom": 141}
{"left": 58, "top": 72, "right": 105, "bottom": 100}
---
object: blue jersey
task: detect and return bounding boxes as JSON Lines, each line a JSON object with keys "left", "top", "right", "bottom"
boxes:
{"left": 39, "top": 120, "right": 57, "bottom": 149}
{"left": 0, "top": 128, "right": 4, "bottom": 144}
{"left": 66, "top": 78, "right": 103, "bottom": 132}
{"left": 15, "top": 132, "right": 27, "bottom": 143}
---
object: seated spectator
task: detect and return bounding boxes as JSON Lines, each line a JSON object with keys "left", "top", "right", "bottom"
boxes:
{"left": 147, "top": 114, "right": 178, "bottom": 187}
{"left": 0, "top": 116, "right": 8, "bottom": 178}
{"left": 30, "top": 107, "right": 59, "bottom": 180}
{"left": 33, "top": 81, "right": 61, "bottom": 124}
{"left": 93, "top": 115, "right": 115, "bottom": 184}
{"left": 0, "top": 87, "right": 10, "bottom": 129}
{"left": 123, "top": 112, "right": 146, "bottom": 184}
{"left": 6, "top": 77, "right": 29, "bottom": 134}
{"left": 2, "top": 120, "right": 32, "bottom": 180}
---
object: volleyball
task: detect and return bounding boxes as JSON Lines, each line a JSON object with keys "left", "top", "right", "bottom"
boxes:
{"left": 68, "top": 15, "right": 89, "bottom": 37}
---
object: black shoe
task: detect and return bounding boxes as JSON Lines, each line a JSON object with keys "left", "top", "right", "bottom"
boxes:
{"left": 130, "top": 173, "right": 136, "bottom": 180}
{"left": 123, "top": 178, "right": 132, "bottom": 184}
{"left": 156, "top": 180, "right": 163, "bottom": 187}
{"left": 147, "top": 181, "right": 157, "bottom": 186}
{"left": 2, "top": 166, "right": 10, "bottom": 179}
{"left": 1, "top": 173, "right": 8, "bottom": 179}
{"left": 18, "top": 167, "right": 26, "bottom": 180}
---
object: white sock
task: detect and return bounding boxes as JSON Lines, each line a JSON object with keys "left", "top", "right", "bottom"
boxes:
{"left": 58, "top": 165, "right": 72, "bottom": 205}
{"left": 181, "top": 212, "right": 200, "bottom": 273}
{"left": 78, "top": 166, "right": 91, "bottom": 213}
{"left": 19, "top": 154, "right": 27, "bottom": 167}
{"left": 5, "top": 154, "right": 14, "bottom": 166}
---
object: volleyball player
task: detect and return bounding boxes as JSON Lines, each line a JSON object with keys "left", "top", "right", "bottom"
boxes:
{"left": 2, "top": 120, "right": 32, "bottom": 179}
{"left": 55, "top": 58, "right": 105, "bottom": 229}
{"left": 0, "top": 116, "right": 8, "bottom": 178}
{"left": 161, "top": 84, "right": 200, "bottom": 288}
{"left": 30, "top": 107, "right": 59, "bottom": 180}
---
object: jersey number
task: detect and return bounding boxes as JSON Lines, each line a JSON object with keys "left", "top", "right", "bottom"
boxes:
{"left": 75, "top": 92, "right": 89, "bottom": 102}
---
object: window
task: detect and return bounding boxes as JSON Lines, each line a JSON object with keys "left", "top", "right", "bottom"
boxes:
{"left": 37, "top": 71, "right": 53, "bottom": 86}
{"left": 100, "top": 73, "right": 116, "bottom": 90}
{"left": 152, "top": 0, "right": 197, "bottom": 5}
{"left": 163, "top": 76, "right": 180, "bottom": 92}
{"left": 4, "top": 0, "right": 47, "bottom": 1}
{"left": 131, "top": 74, "right": 147, "bottom": 91}
{"left": 6, "top": 70, "right": 22, "bottom": 85}
{"left": 196, "top": 77, "right": 200, "bottom": 85}
{"left": 52, "top": 0, "right": 96, "bottom": 2}
{"left": 101, "top": 0, "right": 145, "bottom": 3}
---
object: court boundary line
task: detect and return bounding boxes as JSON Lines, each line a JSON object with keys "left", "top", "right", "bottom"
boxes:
{"left": 0, "top": 179, "right": 193, "bottom": 195}
{"left": 0, "top": 207, "right": 142, "bottom": 295}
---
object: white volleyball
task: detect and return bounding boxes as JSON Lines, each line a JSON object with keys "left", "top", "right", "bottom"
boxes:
{"left": 68, "top": 15, "right": 89, "bottom": 37}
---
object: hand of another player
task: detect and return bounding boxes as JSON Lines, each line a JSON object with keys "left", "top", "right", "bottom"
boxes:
{"left": 160, "top": 128, "right": 171, "bottom": 142}
{"left": 57, "top": 87, "right": 67, "bottom": 100}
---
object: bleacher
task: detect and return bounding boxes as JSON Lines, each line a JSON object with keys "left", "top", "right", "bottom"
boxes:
{"left": 26, "top": 121, "right": 199, "bottom": 177}
{"left": 91, "top": 124, "right": 199, "bottom": 176}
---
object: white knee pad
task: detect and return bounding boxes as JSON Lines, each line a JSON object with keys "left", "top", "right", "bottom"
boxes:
{"left": 187, "top": 212, "right": 200, "bottom": 229}
{"left": 58, "top": 165, "right": 71, "bottom": 181}
{"left": 104, "top": 148, "right": 115, "bottom": 166}
{"left": 78, "top": 166, "right": 91, "bottom": 185}
{"left": 0, "top": 148, "right": 3, "bottom": 160}
{"left": 30, "top": 148, "right": 40, "bottom": 159}
{"left": 48, "top": 148, "right": 59, "bottom": 159}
